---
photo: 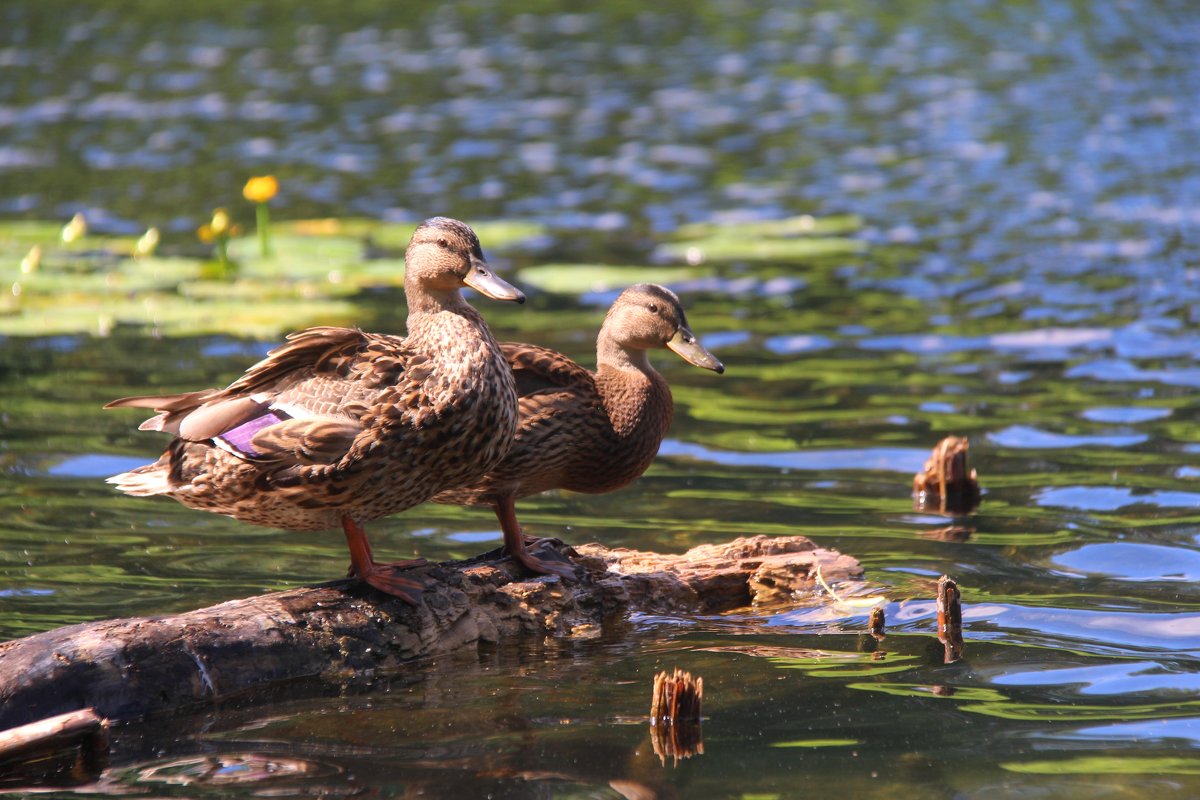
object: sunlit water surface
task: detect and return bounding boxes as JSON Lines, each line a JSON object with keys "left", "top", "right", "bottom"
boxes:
{"left": 3, "top": 1, "right": 1200, "bottom": 797}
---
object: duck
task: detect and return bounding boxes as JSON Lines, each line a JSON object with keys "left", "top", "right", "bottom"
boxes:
{"left": 433, "top": 283, "right": 724, "bottom": 577}
{"left": 105, "top": 217, "right": 525, "bottom": 604}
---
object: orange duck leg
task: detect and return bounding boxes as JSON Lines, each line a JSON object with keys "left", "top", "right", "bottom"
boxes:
{"left": 493, "top": 496, "right": 577, "bottom": 579}
{"left": 342, "top": 516, "right": 428, "bottom": 604}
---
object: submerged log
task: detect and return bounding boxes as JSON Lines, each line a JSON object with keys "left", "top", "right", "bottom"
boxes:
{"left": 0, "top": 535, "right": 859, "bottom": 730}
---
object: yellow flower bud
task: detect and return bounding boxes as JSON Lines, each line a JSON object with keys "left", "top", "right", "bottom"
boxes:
{"left": 243, "top": 175, "right": 278, "bottom": 203}
{"left": 20, "top": 245, "right": 42, "bottom": 274}
{"left": 134, "top": 227, "right": 160, "bottom": 257}
{"left": 210, "top": 208, "right": 231, "bottom": 235}
{"left": 61, "top": 212, "right": 87, "bottom": 243}
{"left": 197, "top": 224, "right": 215, "bottom": 243}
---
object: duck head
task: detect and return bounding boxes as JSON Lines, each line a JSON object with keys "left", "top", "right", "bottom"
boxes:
{"left": 600, "top": 283, "right": 724, "bottom": 373}
{"left": 405, "top": 217, "right": 525, "bottom": 304}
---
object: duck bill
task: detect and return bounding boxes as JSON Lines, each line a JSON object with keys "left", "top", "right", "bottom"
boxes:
{"left": 666, "top": 328, "right": 725, "bottom": 373}
{"left": 463, "top": 255, "right": 526, "bottom": 304}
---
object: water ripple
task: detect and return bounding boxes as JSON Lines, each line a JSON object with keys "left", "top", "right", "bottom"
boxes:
{"left": 989, "top": 425, "right": 1148, "bottom": 449}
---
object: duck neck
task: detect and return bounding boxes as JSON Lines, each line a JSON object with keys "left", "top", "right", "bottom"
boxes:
{"left": 405, "top": 285, "right": 498, "bottom": 368}
{"left": 405, "top": 282, "right": 469, "bottom": 318}
{"left": 595, "top": 337, "right": 673, "bottom": 438}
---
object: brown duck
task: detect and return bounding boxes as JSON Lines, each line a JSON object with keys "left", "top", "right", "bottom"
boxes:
{"left": 105, "top": 217, "right": 524, "bottom": 604}
{"left": 434, "top": 283, "right": 723, "bottom": 576}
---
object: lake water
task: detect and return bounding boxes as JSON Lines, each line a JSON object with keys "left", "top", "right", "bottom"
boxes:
{"left": 2, "top": 1, "right": 1200, "bottom": 797}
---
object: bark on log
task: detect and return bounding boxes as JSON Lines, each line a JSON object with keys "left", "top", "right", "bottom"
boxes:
{"left": 0, "top": 707, "right": 109, "bottom": 786}
{"left": 0, "top": 536, "right": 860, "bottom": 730}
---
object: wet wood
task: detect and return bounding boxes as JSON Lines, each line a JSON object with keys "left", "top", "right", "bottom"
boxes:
{"left": 937, "top": 575, "right": 964, "bottom": 663}
{"left": 0, "top": 535, "right": 860, "bottom": 731}
{"left": 0, "top": 708, "right": 108, "bottom": 787}
{"left": 913, "top": 436, "right": 981, "bottom": 514}
{"left": 868, "top": 605, "right": 886, "bottom": 638}
{"left": 650, "top": 668, "right": 704, "bottom": 766}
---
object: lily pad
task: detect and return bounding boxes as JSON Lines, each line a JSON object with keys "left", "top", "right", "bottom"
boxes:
{"left": 673, "top": 214, "right": 862, "bottom": 240}
{"left": 517, "top": 263, "right": 704, "bottom": 294}
{"left": 658, "top": 235, "right": 865, "bottom": 264}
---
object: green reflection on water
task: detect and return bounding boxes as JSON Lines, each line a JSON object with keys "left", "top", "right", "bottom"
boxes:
{"left": 771, "top": 738, "right": 860, "bottom": 748}
{"left": 1001, "top": 757, "right": 1200, "bottom": 775}
{"left": 964, "top": 700, "right": 1200, "bottom": 723}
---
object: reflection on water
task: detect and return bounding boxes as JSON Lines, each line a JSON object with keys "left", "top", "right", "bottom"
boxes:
{"left": 3, "top": 0, "right": 1200, "bottom": 797}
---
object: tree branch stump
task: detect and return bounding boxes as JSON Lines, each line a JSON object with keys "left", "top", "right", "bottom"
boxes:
{"left": 0, "top": 535, "right": 860, "bottom": 730}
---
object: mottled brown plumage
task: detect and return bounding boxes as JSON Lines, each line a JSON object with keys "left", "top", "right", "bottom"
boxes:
{"left": 105, "top": 217, "right": 525, "bottom": 603}
{"left": 434, "top": 284, "right": 724, "bottom": 577}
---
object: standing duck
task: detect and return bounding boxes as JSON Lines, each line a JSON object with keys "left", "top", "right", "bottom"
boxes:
{"left": 105, "top": 217, "right": 524, "bottom": 604}
{"left": 434, "top": 283, "right": 723, "bottom": 576}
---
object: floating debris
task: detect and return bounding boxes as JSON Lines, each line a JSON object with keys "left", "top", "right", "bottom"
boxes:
{"left": 913, "top": 436, "right": 981, "bottom": 514}
{"left": 650, "top": 668, "right": 704, "bottom": 766}
{"left": 937, "top": 575, "right": 964, "bottom": 664}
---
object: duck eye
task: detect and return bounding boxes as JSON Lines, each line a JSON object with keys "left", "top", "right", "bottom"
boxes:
{"left": 437, "top": 238, "right": 449, "bottom": 249}
{"left": 648, "top": 303, "right": 659, "bottom": 313}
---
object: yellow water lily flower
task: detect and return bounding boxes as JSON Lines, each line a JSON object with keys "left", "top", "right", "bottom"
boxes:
{"left": 61, "top": 212, "right": 87, "bottom": 243}
{"left": 243, "top": 175, "right": 278, "bottom": 203}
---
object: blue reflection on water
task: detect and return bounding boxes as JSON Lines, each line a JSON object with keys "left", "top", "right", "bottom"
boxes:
{"left": 1051, "top": 543, "right": 1200, "bottom": 582}
{"left": 1080, "top": 407, "right": 1171, "bottom": 424}
{"left": 1071, "top": 718, "right": 1200, "bottom": 745}
{"left": 989, "top": 425, "right": 1148, "bottom": 449}
{"left": 994, "top": 662, "right": 1200, "bottom": 695}
{"left": 970, "top": 603, "right": 1200, "bottom": 653}
{"left": 658, "top": 439, "right": 928, "bottom": 473}
{"left": 1067, "top": 359, "right": 1200, "bottom": 388}
{"left": 1035, "top": 486, "right": 1200, "bottom": 511}
{"left": 764, "top": 334, "right": 835, "bottom": 354}
{"left": 47, "top": 454, "right": 148, "bottom": 478}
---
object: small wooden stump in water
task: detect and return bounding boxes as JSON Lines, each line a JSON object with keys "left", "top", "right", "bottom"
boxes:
{"left": 650, "top": 668, "right": 704, "bottom": 766}
{"left": 868, "top": 605, "right": 886, "bottom": 638}
{"left": 913, "top": 436, "right": 981, "bottom": 515}
{"left": 937, "top": 575, "right": 964, "bottom": 664}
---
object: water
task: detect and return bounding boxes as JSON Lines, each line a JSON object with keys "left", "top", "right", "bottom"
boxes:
{"left": 3, "top": 0, "right": 1200, "bottom": 797}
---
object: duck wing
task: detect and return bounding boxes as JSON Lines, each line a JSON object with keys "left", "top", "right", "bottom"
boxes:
{"left": 107, "top": 326, "right": 431, "bottom": 467}
{"left": 502, "top": 342, "right": 593, "bottom": 397}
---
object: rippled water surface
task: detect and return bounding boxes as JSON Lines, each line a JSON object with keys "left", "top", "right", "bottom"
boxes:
{"left": 3, "top": 1, "right": 1200, "bottom": 797}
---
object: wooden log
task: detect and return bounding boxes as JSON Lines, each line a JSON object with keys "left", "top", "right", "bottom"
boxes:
{"left": 0, "top": 708, "right": 108, "bottom": 786}
{"left": 0, "top": 535, "right": 859, "bottom": 730}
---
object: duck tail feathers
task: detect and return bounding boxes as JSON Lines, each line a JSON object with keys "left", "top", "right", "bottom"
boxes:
{"left": 107, "top": 467, "right": 171, "bottom": 497}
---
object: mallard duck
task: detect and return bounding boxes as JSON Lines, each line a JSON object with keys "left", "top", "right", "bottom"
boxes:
{"left": 105, "top": 217, "right": 524, "bottom": 604}
{"left": 433, "top": 283, "right": 723, "bottom": 576}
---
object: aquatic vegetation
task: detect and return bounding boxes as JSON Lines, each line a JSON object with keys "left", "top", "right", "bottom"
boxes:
{"left": 243, "top": 175, "right": 278, "bottom": 258}
{"left": 0, "top": 212, "right": 863, "bottom": 338}
{"left": 0, "top": 0, "right": 1197, "bottom": 793}
{"left": 196, "top": 207, "right": 241, "bottom": 277}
